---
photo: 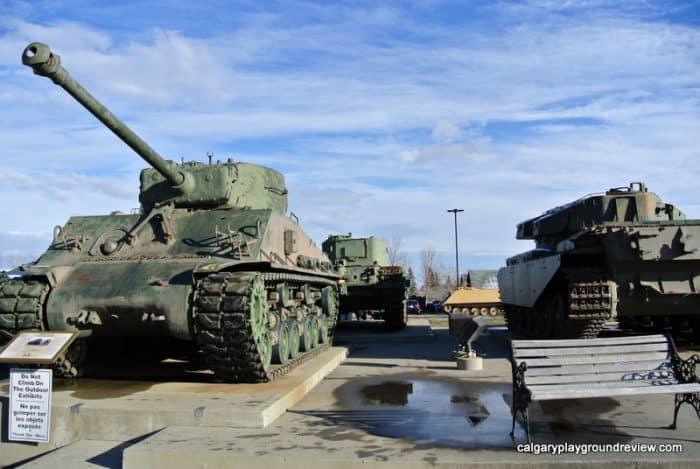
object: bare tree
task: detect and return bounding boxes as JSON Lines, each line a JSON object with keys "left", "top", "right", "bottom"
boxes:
{"left": 387, "top": 235, "right": 408, "bottom": 267}
{"left": 420, "top": 246, "right": 437, "bottom": 298}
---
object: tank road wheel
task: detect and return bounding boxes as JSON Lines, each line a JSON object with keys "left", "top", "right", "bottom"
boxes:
{"left": 288, "top": 320, "right": 301, "bottom": 359}
{"left": 249, "top": 276, "right": 273, "bottom": 368}
{"left": 310, "top": 316, "right": 320, "bottom": 348}
{"left": 273, "top": 322, "right": 291, "bottom": 365}
{"left": 321, "top": 286, "right": 338, "bottom": 341}
{"left": 319, "top": 317, "right": 330, "bottom": 344}
{"left": 301, "top": 315, "right": 316, "bottom": 352}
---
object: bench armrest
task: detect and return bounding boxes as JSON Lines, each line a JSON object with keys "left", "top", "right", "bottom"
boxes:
{"left": 672, "top": 354, "right": 699, "bottom": 384}
{"left": 512, "top": 361, "right": 532, "bottom": 407}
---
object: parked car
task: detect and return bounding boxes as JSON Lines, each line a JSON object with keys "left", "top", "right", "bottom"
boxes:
{"left": 406, "top": 299, "right": 421, "bottom": 314}
{"left": 424, "top": 300, "right": 443, "bottom": 313}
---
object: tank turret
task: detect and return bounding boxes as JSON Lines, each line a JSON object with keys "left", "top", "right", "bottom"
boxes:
{"left": 322, "top": 234, "right": 389, "bottom": 266}
{"left": 22, "top": 42, "right": 287, "bottom": 212}
{"left": 516, "top": 182, "right": 686, "bottom": 250}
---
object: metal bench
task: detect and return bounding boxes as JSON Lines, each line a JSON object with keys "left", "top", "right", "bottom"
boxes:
{"left": 509, "top": 333, "right": 700, "bottom": 442}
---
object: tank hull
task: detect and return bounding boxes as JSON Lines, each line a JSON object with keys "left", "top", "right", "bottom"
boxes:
{"left": 498, "top": 221, "right": 700, "bottom": 339}
{"left": 0, "top": 209, "right": 340, "bottom": 381}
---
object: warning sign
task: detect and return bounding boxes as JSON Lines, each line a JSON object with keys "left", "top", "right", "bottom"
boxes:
{"left": 9, "top": 368, "right": 52, "bottom": 443}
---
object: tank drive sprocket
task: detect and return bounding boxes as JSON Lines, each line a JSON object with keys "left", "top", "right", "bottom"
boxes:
{"left": 194, "top": 271, "right": 338, "bottom": 382}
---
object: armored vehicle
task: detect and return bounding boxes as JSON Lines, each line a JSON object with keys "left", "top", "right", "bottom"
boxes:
{"left": 443, "top": 287, "right": 501, "bottom": 316}
{"left": 498, "top": 182, "right": 700, "bottom": 339}
{"left": 443, "top": 270, "right": 501, "bottom": 316}
{"left": 0, "top": 42, "right": 341, "bottom": 381}
{"left": 322, "top": 234, "right": 409, "bottom": 330}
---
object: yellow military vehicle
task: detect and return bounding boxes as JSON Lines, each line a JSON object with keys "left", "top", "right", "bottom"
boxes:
{"left": 442, "top": 287, "right": 501, "bottom": 316}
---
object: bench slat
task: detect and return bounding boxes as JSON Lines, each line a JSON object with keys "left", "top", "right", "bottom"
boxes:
{"left": 513, "top": 342, "right": 669, "bottom": 358}
{"left": 518, "top": 351, "right": 670, "bottom": 367}
{"left": 512, "top": 334, "right": 667, "bottom": 348}
{"left": 524, "top": 360, "right": 672, "bottom": 377}
{"left": 531, "top": 383, "right": 700, "bottom": 401}
{"left": 525, "top": 369, "right": 676, "bottom": 385}
{"left": 529, "top": 379, "right": 683, "bottom": 393}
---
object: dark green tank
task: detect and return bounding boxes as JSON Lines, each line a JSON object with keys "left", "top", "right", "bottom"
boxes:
{"left": 498, "top": 182, "right": 700, "bottom": 340}
{"left": 0, "top": 42, "right": 341, "bottom": 381}
{"left": 322, "top": 234, "right": 409, "bottom": 330}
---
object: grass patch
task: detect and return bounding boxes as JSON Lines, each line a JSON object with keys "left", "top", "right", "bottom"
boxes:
{"left": 428, "top": 318, "right": 449, "bottom": 328}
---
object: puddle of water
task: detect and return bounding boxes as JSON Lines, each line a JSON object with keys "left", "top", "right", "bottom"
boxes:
{"left": 333, "top": 375, "right": 518, "bottom": 449}
{"left": 361, "top": 381, "right": 413, "bottom": 406}
{"left": 325, "top": 374, "right": 633, "bottom": 449}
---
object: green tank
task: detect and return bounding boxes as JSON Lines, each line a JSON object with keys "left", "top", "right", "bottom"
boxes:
{"left": 322, "top": 234, "right": 409, "bottom": 330}
{"left": 0, "top": 42, "right": 341, "bottom": 381}
{"left": 498, "top": 182, "right": 700, "bottom": 340}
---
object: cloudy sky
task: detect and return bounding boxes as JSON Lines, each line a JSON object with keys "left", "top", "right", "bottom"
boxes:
{"left": 0, "top": 0, "right": 698, "bottom": 281}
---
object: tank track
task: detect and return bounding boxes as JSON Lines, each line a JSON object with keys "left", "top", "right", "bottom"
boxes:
{"left": 504, "top": 270, "right": 612, "bottom": 339}
{"left": 0, "top": 277, "right": 86, "bottom": 377}
{"left": 0, "top": 278, "right": 49, "bottom": 343}
{"left": 564, "top": 271, "right": 613, "bottom": 339}
{"left": 194, "top": 271, "right": 338, "bottom": 382}
{"left": 382, "top": 289, "right": 407, "bottom": 330}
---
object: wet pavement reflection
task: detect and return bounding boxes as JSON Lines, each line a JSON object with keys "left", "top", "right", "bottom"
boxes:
{"left": 325, "top": 375, "right": 519, "bottom": 449}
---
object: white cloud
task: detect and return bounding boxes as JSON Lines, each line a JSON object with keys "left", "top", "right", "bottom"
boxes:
{"left": 431, "top": 120, "right": 462, "bottom": 143}
{"left": 0, "top": 2, "right": 698, "bottom": 275}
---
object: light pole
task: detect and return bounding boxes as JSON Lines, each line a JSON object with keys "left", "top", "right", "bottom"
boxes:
{"left": 447, "top": 208, "right": 464, "bottom": 286}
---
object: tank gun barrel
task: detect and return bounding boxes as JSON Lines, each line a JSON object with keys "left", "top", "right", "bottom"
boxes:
{"left": 22, "top": 42, "right": 190, "bottom": 191}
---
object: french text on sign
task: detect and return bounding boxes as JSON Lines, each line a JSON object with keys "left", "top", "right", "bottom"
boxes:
{"left": 8, "top": 368, "right": 52, "bottom": 443}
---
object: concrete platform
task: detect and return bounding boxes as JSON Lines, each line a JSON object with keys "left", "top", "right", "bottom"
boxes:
{"left": 123, "top": 328, "right": 700, "bottom": 469}
{"left": 0, "top": 346, "right": 347, "bottom": 467}
{"left": 4, "top": 326, "right": 700, "bottom": 468}
{"left": 333, "top": 316, "right": 435, "bottom": 344}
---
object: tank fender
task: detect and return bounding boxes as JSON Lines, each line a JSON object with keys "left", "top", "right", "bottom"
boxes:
{"left": 192, "top": 261, "right": 272, "bottom": 275}
{"left": 497, "top": 254, "right": 560, "bottom": 308}
{"left": 19, "top": 264, "right": 72, "bottom": 287}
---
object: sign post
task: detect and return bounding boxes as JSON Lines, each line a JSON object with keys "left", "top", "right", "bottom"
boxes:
{"left": 8, "top": 368, "right": 53, "bottom": 442}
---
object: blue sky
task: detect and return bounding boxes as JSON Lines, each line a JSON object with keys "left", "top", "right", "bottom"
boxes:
{"left": 0, "top": 1, "right": 698, "bottom": 282}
